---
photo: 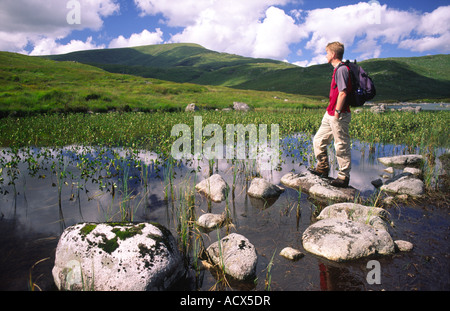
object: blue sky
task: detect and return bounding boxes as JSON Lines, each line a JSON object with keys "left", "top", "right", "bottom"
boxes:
{"left": 1, "top": 0, "right": 449, "bottom": 66}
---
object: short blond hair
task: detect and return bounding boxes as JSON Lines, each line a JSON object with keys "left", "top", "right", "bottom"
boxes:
{"left": 326, "top": 42, "right": 345, "bottom": 60}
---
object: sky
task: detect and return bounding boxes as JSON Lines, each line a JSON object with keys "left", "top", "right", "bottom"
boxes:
{"left": 1, "top": 0, "right": 449, "bottom": 66}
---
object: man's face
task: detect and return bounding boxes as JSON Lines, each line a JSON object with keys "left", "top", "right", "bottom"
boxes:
{"left": 326, "top": 48, "right": 334, "bottom": 64}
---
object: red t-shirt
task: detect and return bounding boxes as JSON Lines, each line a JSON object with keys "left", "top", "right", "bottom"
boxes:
{"left": 327, "top": 63, "right": 352, "bottom": 116}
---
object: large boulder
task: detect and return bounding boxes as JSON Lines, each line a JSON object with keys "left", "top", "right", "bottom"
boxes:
{"left": 281, "top": 171, "right": 356, "bottom": 202}
{"left": 52, "top": 222, "right": 184, "bottom": 291}
{"left": 302, "top": 218, "right": 395, "bottom": 262}
{"left": 302, "top": 202, "right": 396, "bottom": 262}
{"left": 380, "top": 172, "right": 425, "bottom": 197}
{"left": 206, "top": 233, "right": 257, "bottom": 281}
{"left": 316, "top": 202, "right": 391, "bottom": 232}
{"left": 195, "top": 174, "right": 229, "bottom": 202}
{"left": 247, "top": 177, "right": 284, "bottom": 199}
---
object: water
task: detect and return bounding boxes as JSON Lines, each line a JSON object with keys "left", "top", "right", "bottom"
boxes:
{"left": 0, "top": 139, "right": 449, "bottom": 291}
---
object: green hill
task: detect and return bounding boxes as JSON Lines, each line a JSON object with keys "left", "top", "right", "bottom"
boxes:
{"left": 44, "top": 44, "right": 450, "bottom": 102}
{"left": 0, "top": 51, "right": 324, "bottom": 116}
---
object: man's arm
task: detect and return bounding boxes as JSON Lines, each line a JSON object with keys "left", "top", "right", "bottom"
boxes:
{"left": 335, "top": 90, "right": 347, "bottom": 118}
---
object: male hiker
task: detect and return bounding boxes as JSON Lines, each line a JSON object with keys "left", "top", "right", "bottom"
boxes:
{"left": 309, "top": 42, "right": 352, "bottom": 188}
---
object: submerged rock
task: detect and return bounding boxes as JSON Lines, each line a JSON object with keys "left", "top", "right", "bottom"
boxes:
{"left": 378, "top": 155, "right": 423, "bottom": 167}
{"left": 206, "top": 233, "right": 257, "bottom": 281}
{"left": 52, "top": 222, "right": 184, "bottom": 291}
{"left": 280, "top": 171, "right": 356, "bottom": 202}
{"left": 380, "top": 172, "right": 425, "bottom": 197}
{"left": 247, "top": 177, "right": 284, "bottom": 199}
{"left": 195, "top": 174, "right": 229, "bottom": 202}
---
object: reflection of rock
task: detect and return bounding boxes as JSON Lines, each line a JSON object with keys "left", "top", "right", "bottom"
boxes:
{"left": 378, "top": 155, "right": 423, "bottom": 167}
{"left": 195, "top": 174, "right": 229, "bottom": 202}
{"left": 248, "top": 196, "right": 279, "bottom": 209}
{"left": 52, "top": 222, "right": 184, "bottom": 291}
{"left": 380, "top": 172, "right": 425, "bottom": 197}
{"left": 196, "top": 213, "right": 226, "bottom": 230}
{"left": 206, "top": 233, "right": 257, "bottom": 281}
{"left": 247, "top": 178, "right": 284, "bottom": 199}
{"left": 280, "top": 171, "right": 356, "bottom": 202}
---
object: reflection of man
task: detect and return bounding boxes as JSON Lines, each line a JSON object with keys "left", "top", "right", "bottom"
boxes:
{"left": 309, "top": 42, "right": 352, "bottom": 188}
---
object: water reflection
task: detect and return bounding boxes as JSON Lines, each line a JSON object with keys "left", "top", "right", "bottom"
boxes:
{"left": 0, "top": 137, "right": 448, "bottom": 291}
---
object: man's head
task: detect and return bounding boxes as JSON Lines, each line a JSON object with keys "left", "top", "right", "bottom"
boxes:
{"left": 326, "top": 42, "right": 345, "bottom": 63}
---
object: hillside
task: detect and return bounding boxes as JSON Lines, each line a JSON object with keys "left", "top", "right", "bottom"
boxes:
{"left": 0, "top": 51, "right": 324, "bottom": 116}
{"left": 44, "top": 44, "right": 450, "bottom": 102}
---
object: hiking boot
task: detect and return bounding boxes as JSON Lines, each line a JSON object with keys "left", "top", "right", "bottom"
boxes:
{"left": 307, "top": 167, "right": 329, "bottom": 178}
{"left": 330, "top": 177, "right": 350, "bottom": 188}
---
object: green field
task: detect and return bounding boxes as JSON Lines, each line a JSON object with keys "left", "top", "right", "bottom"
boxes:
{"left": 0, "top": 51, "right": 325, "bottom": 117}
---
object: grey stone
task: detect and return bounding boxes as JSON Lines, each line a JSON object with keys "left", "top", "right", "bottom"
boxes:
{"left": 281, "top": 171, "right": 356, "bottom": 202}
{"left": 185, "top": 103, "right": 199, "bottom": 112}
{"left": 380, "top": 172, "right": 425, "bottom": 197}
{"left": 280, "top": 247, "right": 304, "bottom": 261}
{"left": 302, "top": 218, "right": 395, "bottom": 262}
{"left": 247, "top": 178, "right": 284, "bottom": 199}
{"left": 233, "top": 101, "right": 251, "bottom": 111}
{"left": 378, "top": 155, "right": 423, "bottom": 166}
{"left": 206, "top": 233, "right": 257, "bottom": 281}
{"left": 195, "top": 174, "right": 229, "bottom": 202}
{"left": 52, "top": 222, "right": 184, "bottom": 291}
{"left": 196, "top": 213, "right": 226, "bottom": 229}
{"left": 394, "top": 240, "right": 414, "bottom": 252}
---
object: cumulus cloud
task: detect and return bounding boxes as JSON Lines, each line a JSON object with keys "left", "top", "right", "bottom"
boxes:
{"left": 135, "top": 0, "right": 300, "bottom": 60}
{"left": 0, "top": 0, "right": 119, "bottom": 54}
{"left": 29, "top": 36, "right": 105, "bottom": 56}
{"left": 109, "top": 29, "right": 164, "bottom": 48}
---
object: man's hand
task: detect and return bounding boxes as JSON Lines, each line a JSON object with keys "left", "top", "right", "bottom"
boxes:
{"left": 335, "top": 90, "right": 347, "bottom": 119}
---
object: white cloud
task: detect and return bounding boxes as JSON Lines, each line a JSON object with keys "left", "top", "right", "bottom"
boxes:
{"left": 29, "top": 36, "right": 105, "bottom": 55}
{"left": 0, "top": 0, "right": 119, "bottom": 53}
{"left": 135, "top": 0, "right": 299, "bottom": 60}
{"left": 109, "top": 29, "right": 164, "bottom": 48}
{"left": 398, "top": 6, "right": 450, "bottom": 53}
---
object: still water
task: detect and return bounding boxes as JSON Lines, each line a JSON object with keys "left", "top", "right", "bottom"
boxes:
{"left": 0, "top": 138, "right": 448, "bottom": 291}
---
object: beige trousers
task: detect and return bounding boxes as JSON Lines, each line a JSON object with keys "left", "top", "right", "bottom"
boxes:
{"left": 313, "top": 112, "right": 352, "bottom": 179}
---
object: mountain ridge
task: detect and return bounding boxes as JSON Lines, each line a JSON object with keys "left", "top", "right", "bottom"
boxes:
{"left": 32, "top": 43, "right": 450, "bottom": 102}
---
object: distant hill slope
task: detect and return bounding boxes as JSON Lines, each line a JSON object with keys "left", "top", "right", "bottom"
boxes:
{"left": 0, "top": 51, "right": 325, "bottom": 116}
{"left": 44, "top": 44, "right": 450, "bottom": 102}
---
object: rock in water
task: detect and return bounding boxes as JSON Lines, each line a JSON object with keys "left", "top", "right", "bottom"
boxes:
{"left": 52, "top": 222, "right": 185, "bottom": 291}
{"left": 247, "top": 177, "right": 284, "bottom": 199}
{"left": 281, "top": 171, "right": 356, "bottom": 202}
{"left": 206, "top": 233, "right": 257, "bottom": 281}
{"left": 196, "top": 213, "right": 226, "bottom": 229}
{"left": 195, "top": 174, "right": 229, "bottom": 202}
{"left": 302, "top": 218, "right": 395, "bottom": 262}
{"left": 378, "top": 155, "right": 423, "bottom": 167}
{"left": 380, "top": 173, "right": 425, "bottom": 197}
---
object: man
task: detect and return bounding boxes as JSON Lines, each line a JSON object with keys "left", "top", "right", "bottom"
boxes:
{"left": 309, "top": 42, "right": 352, "bottom": 188}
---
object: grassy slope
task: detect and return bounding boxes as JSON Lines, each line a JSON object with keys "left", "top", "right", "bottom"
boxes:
{"left": 0, "top": 51, "right": 325, "bottom": 116}
{"left": 44, "top": 43, "right": 450, "bottom": 102}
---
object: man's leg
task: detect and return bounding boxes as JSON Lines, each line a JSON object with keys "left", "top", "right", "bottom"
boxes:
{"left": 312, "top": 113, "right": 333, "bottom": 176}
{"left": 330, "top": 112, "right": 351, "bottom": 186}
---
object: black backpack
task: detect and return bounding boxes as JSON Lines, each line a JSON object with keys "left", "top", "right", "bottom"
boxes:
{"left": 338, "top": 60, "right": 376, "bottom": 107}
